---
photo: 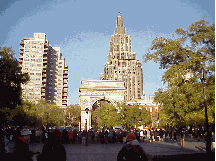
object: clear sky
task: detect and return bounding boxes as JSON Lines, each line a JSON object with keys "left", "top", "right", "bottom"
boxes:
{"left": 0, "top": 0, "right": 215, "bottom": 105}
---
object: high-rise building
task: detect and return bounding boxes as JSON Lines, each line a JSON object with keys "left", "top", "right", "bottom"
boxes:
{"left": 100, "top": 14, "right": 143, "bottom": 101}
{"left": 19, "top": 33, "right": 68, "bottom": 107}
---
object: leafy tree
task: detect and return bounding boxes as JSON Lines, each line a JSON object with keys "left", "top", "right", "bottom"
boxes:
{"left": 95, "top": 103, "right": 119, "bottom": 129}
{"left": 144, "top": 19, "right": 215, "bottom": 127}
{"left": 66, "top": 104, "right": 81, "bottom": 127}
{"left": 11, "top": 100, "right": 65, "bottom": 128}
{"left": 117, "top": 102, "right": 151, "bottom": 128}
{"left": 93, "top": 102, "right": 151, "bottom": 129}
{"left": 29, "top": 100, "right": 65, "bottom": 128}
{"left": 0, "top": 46, "right": 29, "bottom": 110}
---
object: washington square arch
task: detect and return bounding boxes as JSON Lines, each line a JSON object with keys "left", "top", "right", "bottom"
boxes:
{"left": 79, "top": 80, "right": 126, "bottom": 130}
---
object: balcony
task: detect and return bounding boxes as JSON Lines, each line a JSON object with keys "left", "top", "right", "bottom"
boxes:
{"left": 20, "top": 47, "right": 24, "bottom": 51}
{"left": 19, "top": 51, "right": 23, "bottom": 55}
{"left": 62, "top": 96, "right": 67, "bottom": 100}
{"left": 44, "top": 42, "right": 48, "bottom": 46}
{"left": 62, "top": 90, "right": 68, "bottom": 94}
{"left": 62, "top": 100, "right": 67, "bottom": 104}
{"left": 63, "top": 75, "right": 68, "bottom": 78}
{"left": 63, "top": 71, "right": 68, "bottom": 75}
{"left": 63, "top": 84, "right": 68, "bottom": 88}
{"left": 19, "top": 56, "right": 23, "bottom": 60}
{"left": 20, "top": 40, "right": 24, "bottom": 45}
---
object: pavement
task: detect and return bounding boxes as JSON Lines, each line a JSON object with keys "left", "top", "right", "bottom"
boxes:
{"left": 6, "top": 138, "right": 215, "bottom": 161}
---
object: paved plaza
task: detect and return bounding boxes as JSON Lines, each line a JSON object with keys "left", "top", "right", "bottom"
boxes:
{"left": 6, "top": 138, "right": 214, "bottom": 161}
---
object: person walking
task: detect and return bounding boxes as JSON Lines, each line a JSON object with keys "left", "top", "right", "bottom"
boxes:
{"left": 212, "top": 132, "right": 215, "bottom": 151}
{"left": 174, "top": 129, "right": 177, "bottom": 141}
{"left": 117, "top": 133, "right": 148, "bottom": 161}
{"left": 81, "top": 130, "right": 87, "bottom": 145}
{"left": 14, "top": 129, "right": 39, "bottom": 161}
{"left": 140, "top": 130, "right": 143, "bottom": 142}
{"left": 37, "top": 128, "right": 66, "bottom": 161}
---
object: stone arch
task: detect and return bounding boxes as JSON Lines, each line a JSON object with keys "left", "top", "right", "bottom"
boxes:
{"left": 92, "top": 99, "right": 112, "bottom": 111}
{"left": 79, "top": 80, "right": 125, "bottom": 131}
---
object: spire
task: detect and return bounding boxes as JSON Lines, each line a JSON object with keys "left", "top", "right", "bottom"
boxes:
{"left": 115, "top": 12, "right": 125, "bottom": 34}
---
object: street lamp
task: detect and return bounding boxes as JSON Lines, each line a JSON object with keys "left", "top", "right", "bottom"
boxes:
{"left": 85, "top": 108, "right": 89, "bottom": 131}
{"left": 200, "top": 67, "right": 211, "bottom": 153}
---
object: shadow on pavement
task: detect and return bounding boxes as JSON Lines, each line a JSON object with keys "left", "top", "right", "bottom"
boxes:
{"left": 150, "top": 152, "right": 215, "bottom": 161}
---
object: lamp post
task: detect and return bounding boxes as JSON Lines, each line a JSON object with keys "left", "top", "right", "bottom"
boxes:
{"left": 200, "top": 67, "right": 211, "bottom": 153}
{"left": 85, "top": 108, "right": 89, "bottom": 131}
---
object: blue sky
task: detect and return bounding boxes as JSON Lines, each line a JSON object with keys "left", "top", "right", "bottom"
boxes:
{"left": 0, "top": 0, "right": 215, "bottom": 105}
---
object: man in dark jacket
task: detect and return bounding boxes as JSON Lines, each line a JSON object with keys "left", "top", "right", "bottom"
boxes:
{"left": 14, "top": 129, "right": 38, "bottom": 161}
{"left": 117, "top": 133, "right": 148, "bottom": 161}
{"left": 37, "top": 128, "right": 66, "bottom": 161}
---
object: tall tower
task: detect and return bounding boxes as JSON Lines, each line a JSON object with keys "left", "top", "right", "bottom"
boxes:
{"left": 100, "top": 14, "right": 143, "bottom": 101}
{"left": 19, "top": 33, "right": 68, "bottom": 107}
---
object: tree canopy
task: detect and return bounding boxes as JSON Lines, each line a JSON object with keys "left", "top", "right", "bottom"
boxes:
{"left": 0, "top": 46, "right": 29, "bottom": 110}
{"left": 144, "top": 19, "right": 215, "bottom": 127}
{"left": 10, "top": 100, "right": 65, "bottom": 128}
{"left": 92, "top": 102, "right": 151, "bottom": 129}
{"left": 65, "top": 104, "right": 81, "bottom": 127}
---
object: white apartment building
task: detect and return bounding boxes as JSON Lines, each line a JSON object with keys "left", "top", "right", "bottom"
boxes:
{"left": 19, "top": 33, "right": 68, "bottom": 107}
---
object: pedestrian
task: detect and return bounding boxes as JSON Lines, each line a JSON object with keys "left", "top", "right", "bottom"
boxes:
{"left": 147, "top": 129, "right": 150, "bottom": 141}
{"left": 81, "top": 130, "right": 87, "bottom": 145}
{"left": 37, "top": 128, "right": 66, "bottom": 161}
{"left": 62, "top": 129, "right": 69, "bottom": 144}
{"left": 30, "top": 129, "right": 35, "bottom": 144}
{"left": 140, "top": 130, "right": 143, "bottom": 142}
{"left": 212, "top": 132, "right": 215, "bottom": 151}
{"left": 68, "top": 129, "right": 73, "bottom": 144}
{"left": 105, "top": 130, "right": 109, "bottom": 144}
{"left": 117, "top": 133, "right": 148, "bottom": 161}
{"left": 94, "top": 130, "right": 98, "bottom": 143}
{"left": 14, "top": 129, "right": 39, "bottom": 161}
{"left": 169, "top": 129, "right": 173, "bottom": 140}
{"left": 174, "top": 130, "right": 177, "bottom": 141}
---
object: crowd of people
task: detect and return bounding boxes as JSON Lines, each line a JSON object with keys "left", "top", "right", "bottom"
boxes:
{"left": 1, "top": 126, "right": 215, "bottom": 146}
{"left": 0, "top": 126, "right": 215, "bottom": 161}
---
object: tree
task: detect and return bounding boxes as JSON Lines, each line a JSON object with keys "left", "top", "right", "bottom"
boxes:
{"left": 66, "top": 104, "right": 81, "bottom": 127}
{"left": 11, "top": 100, "right": 65, "bottom": 128}
{"left": 95, "top": 103, "right": 119, "bottom": 129}
{"left": 116, "top": 102, "right": 151, "bottom": 128}
{"left": 93, "top": 102, "right": 151, "bottom": 129}
{"left": 29, "top": 100, "right": 65, "bottom": 128}
{"left": 0, "top": 46, "right": 29, "bottom": 110}
{"left": 144, "top": 19, "right": 215, "bottom": 127}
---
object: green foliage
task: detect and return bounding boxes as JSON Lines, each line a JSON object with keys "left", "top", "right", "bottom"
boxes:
{"left": 0, "top": 46, "right": 29, "bottom": 110}
{"left": 93, "top": 102, "right": 151, "bottom": 129}
{"left": 10, "top": 100, "right": 65, "bottom": 128}
{"left": 117, "top": 102, "right": 151, "bottom": 128}
{"left": 66, "top": 104, "right": 81, "bottom": 127}
{"left": 95, "top": 103, "right": 118, "bottom": 128}
{"left": 144, "top": 19, "right": 215, "bottom": 127}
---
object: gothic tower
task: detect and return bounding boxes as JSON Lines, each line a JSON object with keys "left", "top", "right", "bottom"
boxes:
{"left": 100, "top": 13, "right": 143, "bottom": 101}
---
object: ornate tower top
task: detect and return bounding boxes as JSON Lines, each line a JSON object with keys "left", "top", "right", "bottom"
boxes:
{"left": 115, "top": 12, "right": 125, "bottom": 34}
